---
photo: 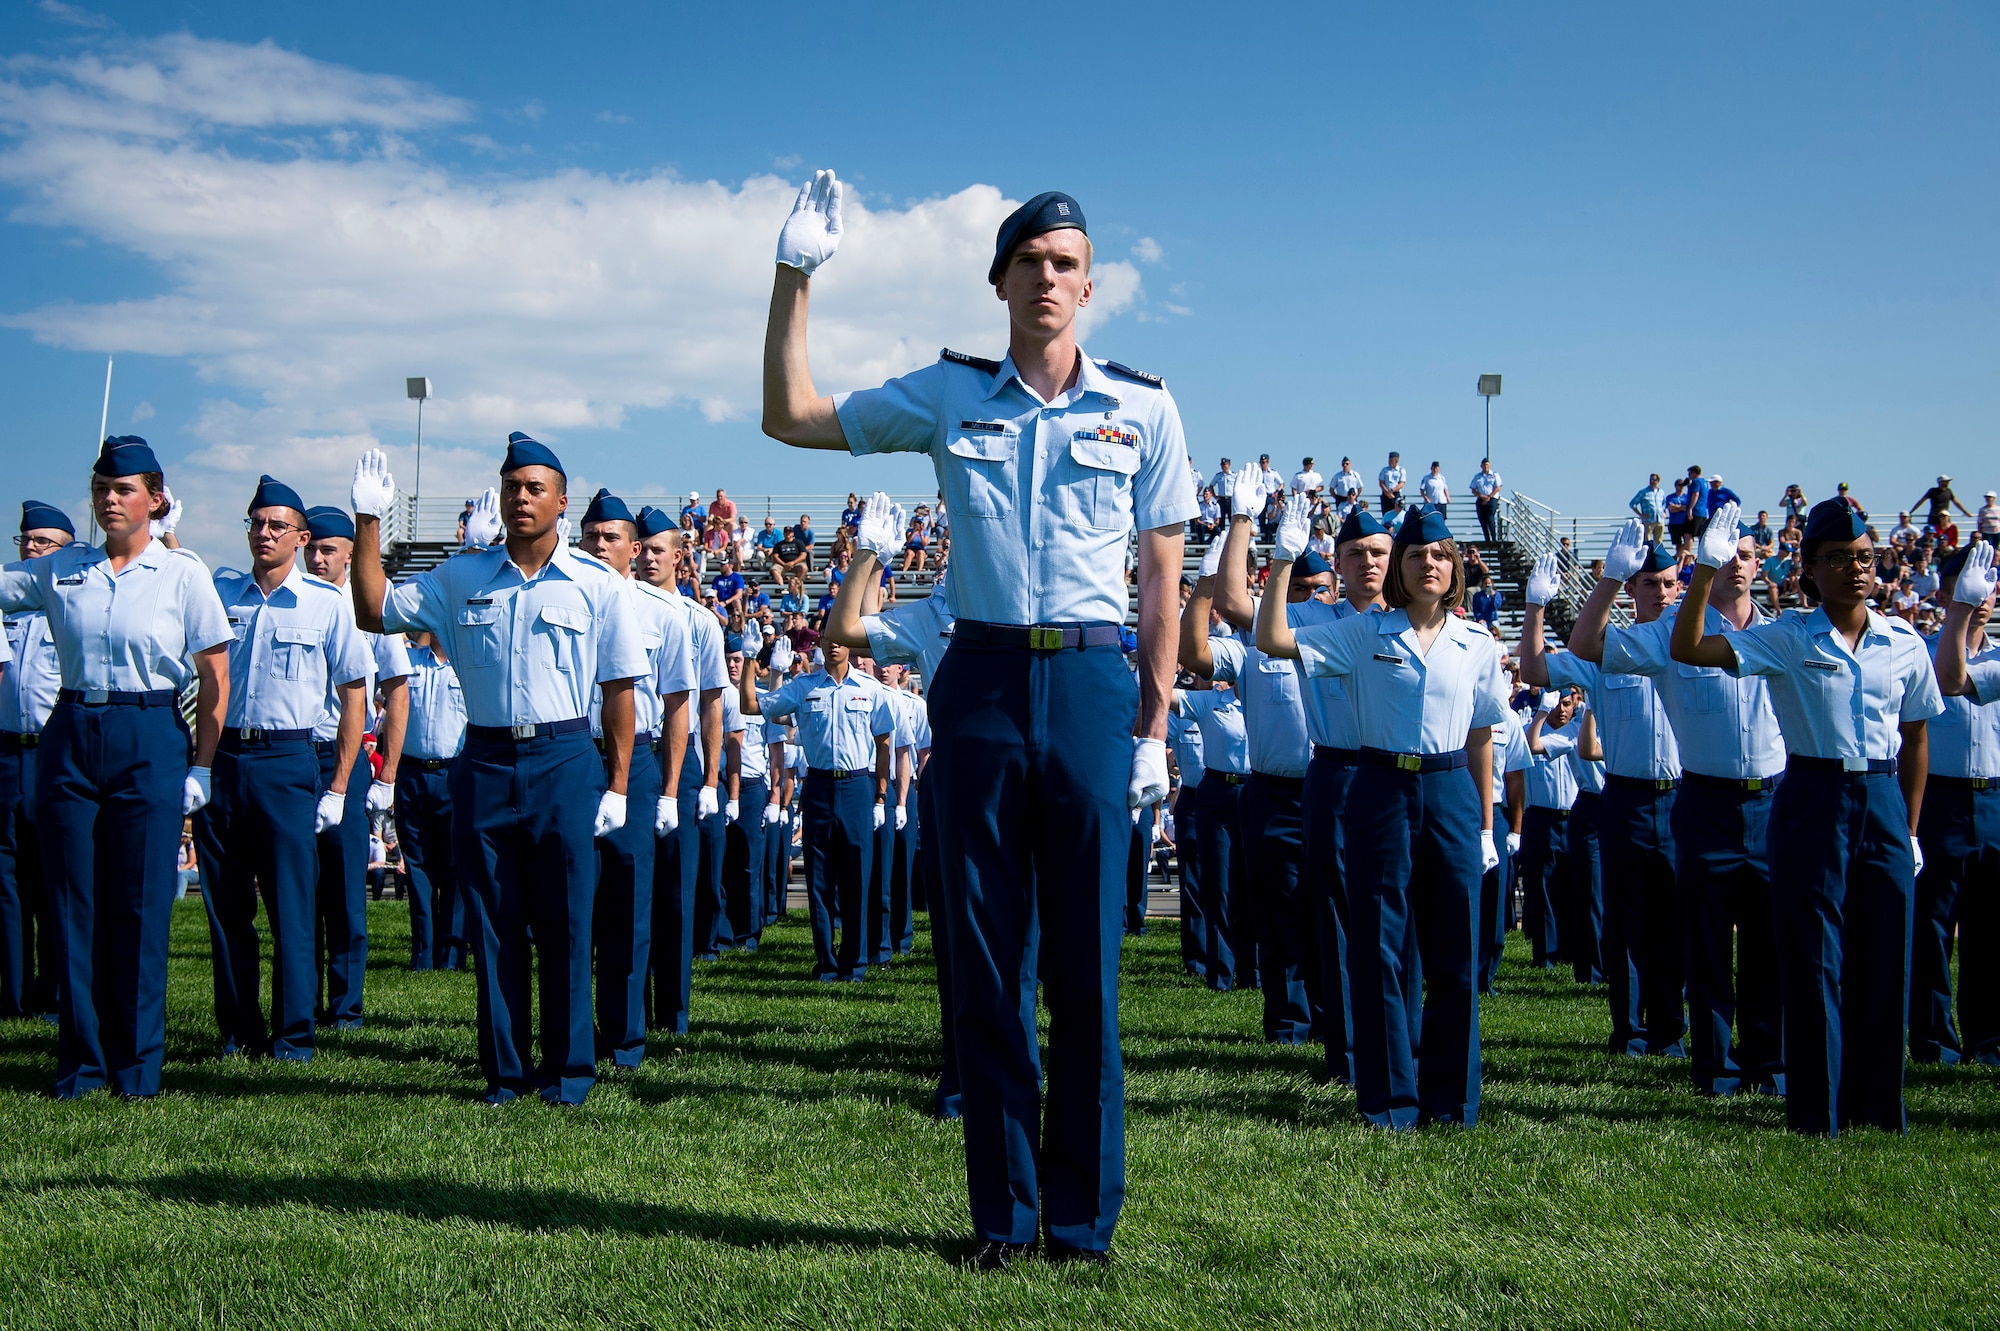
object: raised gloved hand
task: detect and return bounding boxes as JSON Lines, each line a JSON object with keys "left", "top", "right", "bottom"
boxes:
{"left": 725, "top": 798, "right": 740, "bottom": 822}
{"left": 872, "top": 802, "right": 886, "bottom": 830}
{"left": 775, "top": 169, "right": 844, "bottom": 275}
{"left": 894, "top": 804, "right": 907, "bottom": 830}
{"left": 763, "top": 801, "right": 784, "bottom": 826}
{"left": 1953, "top": 540, "right": 1997, "bottom": 606}
{"left": 1198, "top": 538, "right": 1225, "bottom": 579}
{"left": 655, "top": 795, "right": 679, "bottom": 836}
{"left": 183, "top": 766, "right": 211, "bottom": 816}
{"left": 556, "top": 515, "right": 571, "bottom": 545}
{"left": 150, "top": 487, "right": 182, "bottom": 539}
{"left": 314, "top": 789, "right": 347, "bottom": 834}
{"left": 1506, "top": 831, "right": 1522, "bottom": 856}
{"left": 856, "top": 489, "right": 901, "bottom": 562}
{"left": 594, "top": 790, "right": 626, "bottom": 838}
{"left": 351, "top": 450, "right": 397, "bottom": 518}
{"left": 1127, "top": 738, "right": 1169, "bottom": 809}
{"left": 1912, "top": 835, "right": 1926, "bottom": 878}
{"left": 697, "top": 785, "right": 719, "bottom": 819}
{"left": 1524, "top": 553, "right": 1562, "bottom": 606}
{"left": 1601, "top": 519, "right": 1649, "bottom": 583}
{"left": 1232, "top": 470, "right": 1269, "bottom": 524}
{"left": 461, "top": 488, "right": 501, "bottom": 548}
{"left": 1480, "top": 829, "right": 1499, "bottom": 873}
{"left": 769, "top": 636, "right": 795, "bottom": 674}
{"left": 1273, "top": 494, "right": 1313, "bottom": 563}
{"left": 1697, "top": 502, "right": 1742, "bottom": 569}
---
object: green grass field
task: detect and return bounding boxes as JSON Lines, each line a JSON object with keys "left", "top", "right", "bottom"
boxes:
{"left": 1, "top": 898, "right": 1996, "bottom": 1329}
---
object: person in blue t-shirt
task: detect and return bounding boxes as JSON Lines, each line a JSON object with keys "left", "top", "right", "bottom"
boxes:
{"left": 712, "top": 563, "right": 746, "bottom": 615}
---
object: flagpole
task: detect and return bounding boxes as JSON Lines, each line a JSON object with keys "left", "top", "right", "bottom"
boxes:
{"left": 89, "top": 356, "right": 113, "bottom": 542}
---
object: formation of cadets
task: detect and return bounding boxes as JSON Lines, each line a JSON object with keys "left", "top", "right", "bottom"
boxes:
{"left": 1, "top": 171, "right": 1997, "bottom": 1268}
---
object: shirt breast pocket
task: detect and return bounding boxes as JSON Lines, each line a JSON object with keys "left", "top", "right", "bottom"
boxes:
{"left": 945, "top": 433, "right": 1017, "bottom": 519}
{"left": 270, "top": 625, "right": 323, "bottom": 682}
{"left": 1256, "top": 653, "right": 1298, "bottom": 698}
{"left": 1602, "top": 674, "right": 1645, "bottom": 720}
{"left": 1676, "top": 663, "right": 1728, "bottom": 714}
{"left": 1064, "top": 438, "right": 1141, "bottom": 531}
{"left": 534, "top": 603, "right": 590, "bottom": 674}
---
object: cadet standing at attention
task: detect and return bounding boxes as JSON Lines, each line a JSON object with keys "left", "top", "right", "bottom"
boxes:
{"left": 1173, "top": 669, "right": 1249, "bottom": 991}
{"left": 1672, "top": 500, "right": 1942, "bottom": 1135}
{"left": 1518, "top": 688, "right": 1582, "bottom": 970}
{"left": 1166, "top": 671, "right": 1206, "bottom": 976}
{"left": 761, "top": 173, "right": 1193, "bottom": 1265}
{"left": 301, "top": 504, "right": 410, "bottom": 1030}
{"left": 0, "top": 437, "right": 231, "bottom": 1097}
{"left": 200, "top": 477, "right": 372, "bottom": 1061}
{"left": 1480, "top": 699, "right": 1531, "bottom": 995}
{"left": 0, "top": 500, "right": 74, "bottom": 1021}
{"left": 719, "top": 644, "right": 778, "bottom": 951}
{"left": 348, "top": 436, "right": 644, "bottom": 1106}
{"left": 394, "top": 627, "right": 468, "bottom": 970}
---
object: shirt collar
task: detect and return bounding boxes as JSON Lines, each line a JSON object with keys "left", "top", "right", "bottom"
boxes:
{"left": 1805, "top": 605, "right": 1894, "bottom": 650}
{"left": 985, "top": 347, "right": 1121, "bottom": 408}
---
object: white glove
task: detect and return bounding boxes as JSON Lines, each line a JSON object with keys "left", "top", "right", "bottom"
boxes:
{"left": 365, "top": 779, "right": 395, "bottom": 812}
{"left": 769, "top": 637, "right": 795, "bottom": 674}
{"left": 872, "top": 802, "right": 886, "bottom": 829}
{"left": 726, "top": 798, "right": 740, "bottom": 822}
{"left": 697, "top": 785, "right": 719, "bottom": 819}
{"left": 1130, "top": 804, "right": 1142, "bottom": 825}
{"left": 894, "top": 804, "right": 907, "bottom": 830}
{"left": 461, "top": 488, "right": 501, "bottom": 548}
{"left": 1953, "top": 540, "right": 1997, "bottom": 605}
{"left": 1232, "top": 471, "right": 1268, "bottom": 522}
{"left": 594, "top": 790, "right": 627, "bottom": 838}
{"left": 1697, "top": 502, "right": 1742, "bottom": 569}
{"left": 315, "top": 789, "right": 347, "bottom": 834}
{"left": 1198, "top": 539, "right": 1225, "bottom": 579}
{"left": 655, "top": 795, "right": 679, "bottom": 835}
{"left": 1273, "top": 494, "right": 1312, "bottom": 562}
{"left": 351, "top": 449, "right": 397, "bottom": 518}
{"left": 556, "top": 515, "right": 571, "bottom": 545}
{"left": 1524, "top": 553, "right": 1562, "bottom": 606}
{"left": 183, "top": 766, "right": 211, "bottom": 816}
{"left": 1506, "top": 831, "right": 1522, "bottom": 856}
{"left": 775, "top": 168, "right": 844, "bottom": 274}
{"left": 1149, "top": 820, "right": 1162, "bottom": 845}
{"left": 150, "top": 487, "right": 182, "bottom": 538}
{"left": 1912, "top": 835, "right": 1926, "bottom": 878}
{"left": 1128, "top": 738, "right": 1170, "bottom": 809}
{"left": 1480, "top": 829, "right": 1500, "bottom": 873}
{"left": 763, "top": 801, "right": 783, "bottom": 826}
{"left": 1601, "top": 519, "right": 1648, "bottom": 583}
{"left": 856, "top": 489, "right": 901, "bottom": 561}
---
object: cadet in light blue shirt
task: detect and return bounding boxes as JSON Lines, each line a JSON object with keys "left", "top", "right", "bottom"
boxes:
{"left": 1519, "top": 691, "right": 1581, "bottom": 969}
{"left": 1480, "top": 706, "right": 1532, "bottom": 992}
{"left": 1175, "top": 679, "right": 1249, "bottom": 991}
{"left": 0, "top": 439, "right": 232, "bottom": 1099}
{"left": 349, "top": 435, "right": 644, "bottom": 1107}
{"left": 393, "top": 630, "right": 469, "bottom": 971}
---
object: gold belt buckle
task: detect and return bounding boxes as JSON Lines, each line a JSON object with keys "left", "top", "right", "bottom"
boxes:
{"left": 511, "top": 723, "right": 538, "bottom": 741}
{"left": 1744, "top": 777, "right": 1763, "bottom": 792}
{"left": 1027, "top": 627, "right": 1065, "bottom": 651}
{"left": 1395, "top": 753, "right": 1422, "bottom": 772}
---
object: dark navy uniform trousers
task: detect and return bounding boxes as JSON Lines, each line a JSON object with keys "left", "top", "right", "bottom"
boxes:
{"left": 1599, "top": 778, "right": 1683, "bottom": 1055}
{"left": 869, "top": 801, "right": 898, "bottom": 964}
{"left": 1243, "top": 772, "right": 1311, "bottom": 1043}
{"left": 1123, "top": 810, "right": 1150, "bottom": 936}
{"left": 594, "top": 735, "right": 660, "bottom": 1069}
{"left": 0, "top": 734, "right": 56, "bottom": 1017}
{"left": 196, "top": 733, "right": 321, "bottom": 1060}
{"left": 928, "top": 630, "right": 1132, "bottom": 1254}
{"left": 1674, "top": 774, "right": 1783, "bottom": 1093}
{"left": 1194, "top": 774, "right": 1248, "bottom": 989}
{"left": 1303, "top": 750, "right": 1357, "bottom": 1081}
{"left": 1478, "top": 801, "right": 1514, "bottom": 994}
{"left": 891, "top": 789, "right": 919, "bottom": 950}
{"left": 650, "top": 746, "right": 706, "bottom": 1035}
{"left": 393, "top": 760, "right": 463, "bottom": 970}
{"left": 314, "top": 742, "right": 371, "bottom": 1027}
{"left": 1518, "top": 805, "right": 1568, "bottom": 967}
{"left": 802, "top": 768, "right": 874, "bottom": 982}
{"left": 1912, "top": 777, "right": 2000, "bottom": 1065}
{"left": 1566, "top": 789, "right": 1605, "bottom": 984}
{"left": 763, "top": 786, "right": 791, "bottom": 922}
{"left": 38, "top": 697, "right": 186, "bottom": 1098}
{"left": 1771, "top": 761, "right": 1915, "bottom": 1136}
{"left": 918, "top": 776, "right": 961, "bottom": 1120}
{"left": 1176, "top": 783, "right": 1203, "bottom": 975}
{"left": 453, "top": 727, "right": 603, "bottom": 1105}
{"left": 725, "top": 774, "right": 769, "bottom": 949}
{"left": 691, "top": 762, "right": 729, "bottom": 959}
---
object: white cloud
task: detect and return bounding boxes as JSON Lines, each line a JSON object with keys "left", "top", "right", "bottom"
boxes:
{"left": 595, "top": 110, "right": 631, "bottom": 125}
{"left": 129, "top": 398, "right": 153, "bottom": 421}
{"left": 1131, "top": 235, "right": 1162, "bottom": 264}
{"left": 0, "top": 34, "right": 1146, "bottom": 553}
{"left": 38, "top": 1, "right": 111, "bottom": 30}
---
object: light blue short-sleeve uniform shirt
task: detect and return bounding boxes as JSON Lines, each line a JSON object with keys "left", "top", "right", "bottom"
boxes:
{"left": 1175, "top": 687, "right": 1249, "bottom": 776}
{"left": 0, "top": 542, "right": 231, "bottom": 694}
{"left": 1, "top": 597, "right": 61, "bottom": 732}
{"left": 380, "top": 544, "right": 647, "bottom": 731}
{"left": 1724, "top": 607, "right": 1945, "bottom": 763}
{"left": 1286, "top": 598, "right": 1369, "bottom": 751}
{"left": 1292, "top": 611, "right": 1508, "bottom": 755}
{"left": 1527, "top": 721, "right": 1581, "bottom": 809}
{"left": 863, "top": 591, "right": 954, "bottom": 680}
{"left": 1469, "top": 470, "right": 1502, "bottom": 500}
{"left": 312, "top": 614, "right": 414, "bottom": 742}
{"left": 1965, "top": 656, "right": 2000, "bottom": 709}
{"left": 731, "top": 686, "right": 772, "bottom": 783}
{"left": 758, "top": 668, "right": 896, "bottom": 771}
{"left": 1925, "top": 636, "right": 2000, "bottom": 780}
{"left": 1168, "top": 707, "right": 1205, "bottom": 789}
{"left": 835, "top": 349, "right": 1198, "bottom": 625}
{"left": 1604, "top": 608, "right": 1786, "bottom": 781}
{"left": 1546, "top": 648, "right": 1680, "bottom": 781}
{"left": 401, "top": 643, "right": 466, "bottom": 761}
{"left": 1492, "top": 707, "right": 1533, "bottom": 798}
{"left": 594, "top": 580, "right": 693, "bottom": 740}
{"left": 673, "top": 593, "right": 729, "bottom": 737}
{"left": 213, "top": 565, "right": 373, "bottom": 733}
{"left": 1208, "top": 624, "right": 1309, "bottom": 779}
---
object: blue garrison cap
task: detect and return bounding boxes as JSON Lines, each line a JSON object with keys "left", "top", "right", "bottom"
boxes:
{"left": 248, "top": 474, "right": 307, "bottom": 517}
{"left": 1803, "top": 497, "right": 1868, "bottom": 546}
{"left": 988, "top": 191, "right": 1087, "bottom": 284}
{"left": 501, "top": 431, "right": 565, "bottom": 478}
{"left": 1638, "top": 542, "right": 1677, "bottom": 574}
{"left": 20, "top": 500, "right": 73, "bottom": 536}
{"left": 1393, "top": 503, "right": 1453, "bottom": 546}
{"left": 583, "top": 488, "right": 635, "bottom": 528}
{"left": 1334, "top": 507, "right": 1389, "bottom": 546}
{"left": 94, "top": 435, "right": 160, "bottom": 477}
{"left": 304, "top": 505, "right": 355, "bottom": 541}
{"left": 635, "top": 505, "right": 677, "bottom": 540}
{"left": 1295, "top": 550, "right": 1334, "bottom": 579}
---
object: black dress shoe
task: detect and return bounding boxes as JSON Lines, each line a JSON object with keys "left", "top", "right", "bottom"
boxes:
{"left": 1046, "top": 1244, "right": 1111, "bottom": 1267}
{"left": 967, "top": 1240, "right": 1035, "bottom": 1272}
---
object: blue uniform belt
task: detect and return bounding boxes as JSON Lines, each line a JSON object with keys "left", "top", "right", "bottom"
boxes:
{"left": 1358, "top": 746, "right": 1467, "bottom": 774}
{"left": 1682, "top": 771, "right": 1777, "bottom": 793}
{"left": 1605, "top": 773, "right": 1681, "bottom": 792}
{"left": 1929, "top": 774, "right": 1998, "bottom": 792}
{"left": 0, "top": 731, "right": 39, "bottom": 750}
{"left": 466, "top": 717, "right": 592, "bottom": 743}
{"left": 1531, "top": 805, "right": 1572, "bottom": 820}
{"left": 1250, "top": 771, "right": 1306, "bottom": 790}
{"left": 222, "top": 727, "right": 312, "bottom": 747}
{"left": 1311, "top": 745, "right": 1361, "bottom": 764}
{"left": 951, "top": 620, "right": 1124, "bottom": 651}
{"left": 1212, "top": 771, "right": 1250, "bottom": 785}
{"left": 598, "top": 731, "right": 659, "bottom": 752}
{"left": 409, "top": 757, "right": 454, "bottom": 771}
{"left": 809, "top": 767, "right": 874, "bottom": 780}
{"left": 58, "top": 687, "right": 175, "bottom": 707}
{"left": 1788, "top": 755, "right": 1897, "bottom": 775}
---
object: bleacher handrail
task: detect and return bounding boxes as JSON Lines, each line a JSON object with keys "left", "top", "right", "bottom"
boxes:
{"left": 381, "top": 493, "right": 942, "bottom": 545}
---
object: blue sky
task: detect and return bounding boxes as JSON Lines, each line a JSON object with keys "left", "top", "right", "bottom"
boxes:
{"left": 3, "top": 2, "right": 1996, "bottom": 552}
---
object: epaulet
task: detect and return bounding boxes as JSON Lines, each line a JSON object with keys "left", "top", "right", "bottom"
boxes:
{"left": 167, "top": 546, "right": 210, "bottom": 569}
{"left": 633, "top": 579, "right": 673, "bottom": 604}
{"left": 1100, "top": 359, "right": 1164, "bottom": 387}
{"left": 940, "top": 347, "right": 1004, "bottom": 374}
{"left": 299, "top": 571, "right": 342, "bottom": 594}
{"left": 567, "top": 546, "right": 614, "bottom": 574}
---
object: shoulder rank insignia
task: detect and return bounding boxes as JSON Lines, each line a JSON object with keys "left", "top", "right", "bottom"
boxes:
{"left": 1074, "top": 424, "right": 1140, "bottom": 447}
{"left": 940, "top": 348, "right": 1004, "bottom": 374}
{"left": 1101, "top": 359, "right": 1163, "bottom": 386}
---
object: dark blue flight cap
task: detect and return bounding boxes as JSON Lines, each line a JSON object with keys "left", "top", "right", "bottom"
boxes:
{"left": 20, "top": 500, "right": 74, "bottom": 536}
{"left": 94, "top": 435, "right": 160, "bottom": 477}
{"left": 304, "top": 505, "right": 355, "bottom": 541}
{"left": 583, "top": 487, "right": 634, "bottom": 528}
{"left": 248, "top": 474, "right": 307, "bottom": 517}
{"left": 635, "top": 505, "right": 677, "bottom": 540}
{"left": 1392, "top": 503, "right": 1453, "bottom": 546}
{"left": 501, "top": 431, "right": 565, "bottom": 478}
{"left": 1938, "top": 537, "right": 1993, "bottom": 579}
{"left": 1802, "top": 497, "right": 1868, "bottom": 546}
{"left": 1334, "top": 507, "right": 1389, "bottom": 547}
{"left": 988, "top": 191, "right": 1087, "bottom": 284}
{"left": 1295, "top": 550, "right": 1334, "bottom": 578}
{"left": 1638, "top": 542, "right": 1677, "bottom": 574}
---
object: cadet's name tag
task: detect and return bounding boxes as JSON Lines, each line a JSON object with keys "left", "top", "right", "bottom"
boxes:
{"left": 56, "top": 575, "right": 85, "bottom": 586}
{"left": 958, "top": 421, "right": 1010, "bottom": 435}
{"left": 1074, "top": 424, "right": 1139, "bottom": 447}
{"left": 1801, "top": 660, "right": 1840, "bottom": 673}
{"left": 1373, "top": 653, "right": 1406, "bottom": 665}
{"left": 465, "top": 597, "right": 493, "bottom": 607}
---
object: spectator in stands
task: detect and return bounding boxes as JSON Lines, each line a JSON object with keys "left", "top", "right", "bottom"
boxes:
{"left": 456, "top": 499, "right": 474, "bottom": 543}
{"left": 1833, "top": 481, "right": 1866, "bottom": 521}
{"left": 1209, "top": 457, "right": 1238, "bottom": 518}
{"left": 744, "top": 576, "right": 770, "bottom": 615}
{"left": 826, "top": 547, "right": 851, "bottom": 591}
{"left": 367, "top": 829, "right": 390, "bottom": 902}
{"left": 1746, "top": 509, "right": 1776, "bottom": 553}
{"left": 796, "top": 513, "right": 816, "bottom": 548}
{"left": 1911, "top": 550, "right": 1939, "bottom": 602}
{"left": 733, "top": 517, "right": 754, "bottom": 567}
{"left": 779, "top": 576, "right": 807, "bottom": 616}
{"left": 1889, "top": 512, "right": 1920, "bottom": 551}
{"left": 704, "top": 514, "right": 731, "bottom": 561}
{"left": 1911, "top": 474, "right": 1972, "bottom": 532}
{"left": 1419, "top": 461, "right": 1450, "bottom": 518}
{"left": 712, "top": 559, "right": 747, "bottom": 615}
{"left": 1980, "top": 490, "right": 2000, "bottom": 538}
{"left": 1630, "top": 473, "right": 1666, "bottom": 542}
{"left": 772, "top": 525, "right": 810, "bottom": 580}
{"left": 1470, "top": 458, "right": 1503, "bottom": 541}
{"left": 1707, "top": 473, "right": 1742, "bottom": 513}
{"left": 1685, "top": 463, "right": 1711, "bottom": 544}
{"left": 1378, "top": 450, "right": 1407, "bottom": 513}
{"left": 177, "top": 823, "right": 199, "bottom": 902}
{"left": 725, "top": 608, "right": 747, "bottom": 654}
{"left": 1462, "top": 542, "right": 1492, "bottom": 589}
{"left": 1470, "top": 574, "right": 1501, "bottom": 628}
{"left": 681, "top": 490, "right": 707, "bottom": 525}
{"left": 1780, "top": 483, "right": 1808, "bottom": 527}
{"left": 1257, "top": 485, "right": 1284, "bottom": 543}
{"left": 902, "top": 504, "right": 933, "bottom": 574}
{"left": 1557, "top": 536, "right": 1576, "bottom": 573}
{"left": 1931, "top": 513, "right": 1961, "bottom": 554}
{"left": 756, "top": 516, "right": 781, "bottom": 563}
{"left": 1192, "top": 487, "right": 1221, "bottom": 543}
{"left": 1665, "top": 477, "right": 1692, "bottom": 553}
{"left": 841, "top": 493, "right": 862, "bottom": 532}
{"left": 1760, "top": 540, "right": 1796, "bottom": 615}
{"left": 1293, "top": 456, "right": 1323, "bottom": 497}
{"left": 711, "top": 488, "right": 737, "bottom": 525}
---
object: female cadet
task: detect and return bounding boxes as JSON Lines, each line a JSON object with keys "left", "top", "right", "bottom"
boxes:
{"left": 1171, "top": 644, "right": 1251, "bottom": 992}
{"left": 0, "top": 436, "right": 231, "bottom": 1098}
{"left": 1673, "top": 499, "right": 1943, "bottom": 1135}
{"left": 1258, "top": 499, "right": 1505, "bottom": 1129}
{"left": 1519, "top": 688, "right": 1582, "bottom": 970}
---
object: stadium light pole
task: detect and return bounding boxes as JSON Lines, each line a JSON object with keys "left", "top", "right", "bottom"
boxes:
{"left": 1477, "top": 374, "right": 1502, "bottom": 463}
{"left": 407, "top": 377, "right": 431, "bottom": 536}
